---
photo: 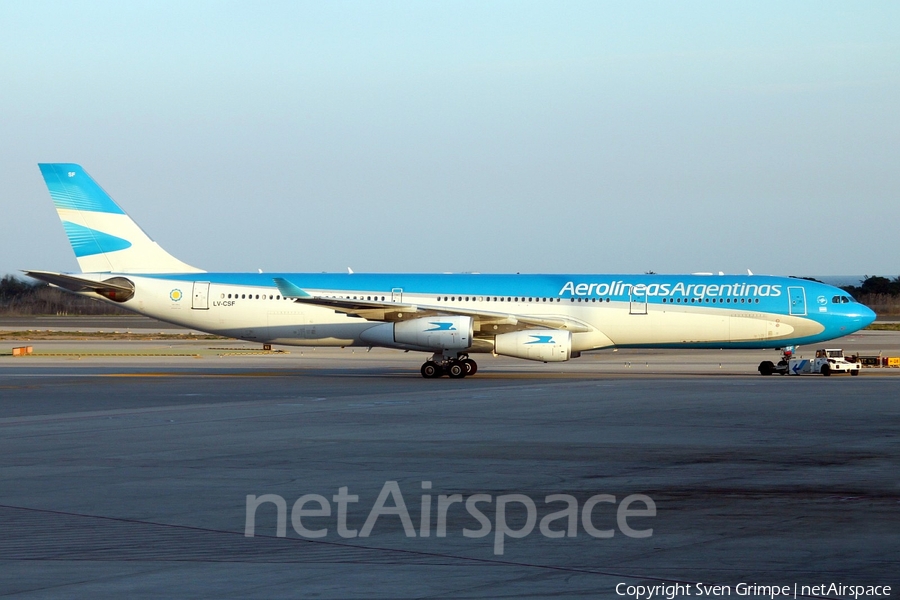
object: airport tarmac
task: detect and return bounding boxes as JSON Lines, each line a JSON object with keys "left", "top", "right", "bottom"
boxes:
{"left": 0, "top": 331, "right": 898, "bottom": 599}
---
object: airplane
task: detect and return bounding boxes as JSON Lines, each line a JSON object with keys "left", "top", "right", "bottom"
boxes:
{"left": 25, "top": 163, "right": 877, "bottom": 378}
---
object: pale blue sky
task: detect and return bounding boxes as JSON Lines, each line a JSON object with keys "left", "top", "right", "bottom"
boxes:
{"left": 2, "top": 1, "right": 898, "bottom": 277}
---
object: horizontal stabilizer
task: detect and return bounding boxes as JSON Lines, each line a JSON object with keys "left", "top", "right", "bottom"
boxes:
{"left": 24, "top": 270, "right": 134, "bottom": 294}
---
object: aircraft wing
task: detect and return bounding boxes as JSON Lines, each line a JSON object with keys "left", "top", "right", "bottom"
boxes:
{"left": 273, "top": 278, "right": 591, "bottom": 334}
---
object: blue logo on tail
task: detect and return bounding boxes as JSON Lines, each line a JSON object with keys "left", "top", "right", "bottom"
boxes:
{"left": 62, "top": 221, "right": 132, "bottom": 257}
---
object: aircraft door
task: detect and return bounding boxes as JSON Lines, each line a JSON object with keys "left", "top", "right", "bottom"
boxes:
{"left": 192, "top": 281, "right": 210, "bottom": 310}
{"left": 788, "top": 286, "right": 806, "bottom": 316}
{"left": 391, "top": 288, "right": 403, "bottom": 303}
{"left": 629, "top": 288, "right": 648, "bottom": 315}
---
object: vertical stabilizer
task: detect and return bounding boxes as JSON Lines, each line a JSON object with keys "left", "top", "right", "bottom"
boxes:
{"left": 38, "top": 163, "right": 203, "bottom": 274}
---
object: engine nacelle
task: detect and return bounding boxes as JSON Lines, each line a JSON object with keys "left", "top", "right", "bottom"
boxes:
{"left": 360, "top": 316, "right": 473, "bottom": 350}
{"left": 494, "top": 330, "right": 572, "bottom": 362}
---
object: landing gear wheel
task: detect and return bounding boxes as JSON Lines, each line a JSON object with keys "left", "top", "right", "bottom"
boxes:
{"left": 462, "top": 359, "right": 478, "bottom": 376}
{"left": 421, "top": 362, "right": 441, "bottom": 378}
{"left": 447, "top": 362, "right": 467, "bottom": 378}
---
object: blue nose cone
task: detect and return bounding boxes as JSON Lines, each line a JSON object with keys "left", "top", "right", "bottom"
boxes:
{"left": 859, "top": 304, "right": 877, "bottom": 328}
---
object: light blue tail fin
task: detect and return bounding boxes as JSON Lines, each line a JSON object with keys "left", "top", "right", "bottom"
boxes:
{"left": 39, "top": 163, "right": 203, "bottom": 274}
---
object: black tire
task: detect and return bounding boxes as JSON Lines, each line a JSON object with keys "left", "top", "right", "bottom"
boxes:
{"left": 758, "top": 361, "right": 774, "bottom": 376}
{"left": 821, "top": 365, "right": 831, "bottom": 376}
{"left": 851, "top": 370, "right": 860, "bottom": 376}
{"left": 463, "top": 359, "right": 478, "bottom": 376}
{"left": 421, "top": 362, "right": 440, "bottom": 378}
{"left": 447, "top": 362, "right": 466, "bottom": 378}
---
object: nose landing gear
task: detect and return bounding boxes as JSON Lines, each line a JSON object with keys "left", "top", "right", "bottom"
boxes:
{"left": 420, "top": 353, "right": 478, "bottom": 379}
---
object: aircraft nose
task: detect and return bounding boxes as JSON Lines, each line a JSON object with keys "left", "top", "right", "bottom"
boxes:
{"left": 859, "top": 304, "right": 877, "bottom": 328}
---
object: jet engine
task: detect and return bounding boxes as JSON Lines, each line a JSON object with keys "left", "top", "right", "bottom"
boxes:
{"left": 95, "top": 277, "right": 135, "bottom": 302}
{"left": 360, "top": 316, "right": 473, "bottom": 350}
{"left": 494, "top": 330, "right": 571, "bottom": 362}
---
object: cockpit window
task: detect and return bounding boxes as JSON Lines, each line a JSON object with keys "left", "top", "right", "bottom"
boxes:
{"left": 832, "top": 295, "right": 854, "bottom": 304}
{"left": 832, "top": 296, "right": 841, "bottom": 304}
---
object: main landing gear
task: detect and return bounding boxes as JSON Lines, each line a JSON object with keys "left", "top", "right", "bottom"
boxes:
{"left": 421, "top": 353, "right": 478, "bottom": 379}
